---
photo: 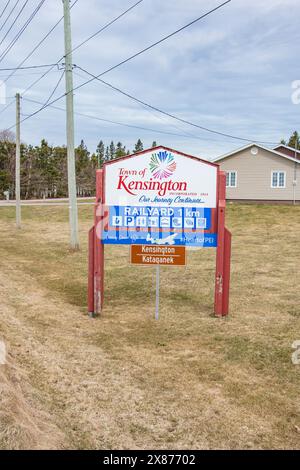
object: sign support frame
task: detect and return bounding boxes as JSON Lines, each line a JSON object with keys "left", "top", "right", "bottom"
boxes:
{"left": 88, "top": 169, "right": 105, "bottom": 317}
{"left": 88, "top": 148, "right": 232, "bottom": 318}
{"left": 214, "top": 171, "right": 231, "bottom": 317}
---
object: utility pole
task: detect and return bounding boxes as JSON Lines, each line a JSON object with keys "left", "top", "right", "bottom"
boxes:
{"left": 15, "top": 93, "right": 21, "bottom": 229}
{"left": 63, "top": 0, "right": 79, "bottom": 249}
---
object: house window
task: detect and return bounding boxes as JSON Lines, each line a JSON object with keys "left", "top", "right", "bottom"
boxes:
{"left": 226, "top": 171, "right": 237, "bottom": 188}
{"left": 271, "top": 171, "right": 286, "bottom": 188}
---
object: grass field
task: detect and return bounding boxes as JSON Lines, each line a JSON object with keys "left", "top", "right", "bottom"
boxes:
{"left": 0, "top": 204, "right": 300, "bottom": 450}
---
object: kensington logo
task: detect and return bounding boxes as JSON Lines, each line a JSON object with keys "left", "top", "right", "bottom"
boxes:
{"left": 116, "top": 151, "right": 187, "bottom": 196}
{"left": 149, "top": 151, "right": 176, "bottom": 180}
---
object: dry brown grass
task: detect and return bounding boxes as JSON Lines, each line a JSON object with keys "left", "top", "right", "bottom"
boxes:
{"left": 0, "top": 204, "right": 299, "bottom": 449}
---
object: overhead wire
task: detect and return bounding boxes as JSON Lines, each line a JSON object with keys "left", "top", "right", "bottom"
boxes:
{"left": 69, "top": 1, "right": 232, "bottom": 86}
{"left": 75, "top": 65, "right": 280, "bottom": 146}
{"left": 0, "top": 97, "right": 15, "bottom": 115}
{"left": 0, "top": 0, "right": 47, "bottom": 65}
{"left": 12, "top": 1, "right": 232, "bottom": 126}
{"left": 71, "top": 0, "right": 144, "bottom": 56}
{"left": 73, "top": 68, "right": 213, "bottom": 143}
{"left": 0, "top": 0, "right": 29, "bottom": 49}
{"left": 21, "top": 0, "right": 144, "bottom": 97}
{"left": 21, "top": 96, "right": 221, "bottom": 141}
{"left": 0, "top": 0, "right": 21, "bottom": 35}
{"left": 0, "top": 2, "right": 12, "bottom": 22}
{"left": 41, "top": 69, "right": 65, "bottom": 108}
{"left": 0, "top": 63, "right": 58, "bottom": 71}
{"left": 3, "top": 0, "right": 280, "bottom": 146}
{"left": 1, "top": 0, "right": 79, "bottom": 85}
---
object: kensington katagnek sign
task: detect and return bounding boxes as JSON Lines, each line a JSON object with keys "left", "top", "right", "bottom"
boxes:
{"left": 88, "top": 146, "right": 231, "bottom": 318}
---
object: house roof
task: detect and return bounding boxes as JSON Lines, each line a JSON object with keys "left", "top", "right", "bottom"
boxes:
{"left": 274, "top": 144, "right": 300, "bottom": 156}
{"left": 213, "top": 143, "right": 300, "bottom": 164}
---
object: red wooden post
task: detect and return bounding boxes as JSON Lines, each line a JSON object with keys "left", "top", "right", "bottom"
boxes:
{"left": 222, "top": 227, "right": 232, "bottom": 316}
{"left": 94, "top": 169, "right": 105, "bottom": 315}
{"left": 214, "top": 170, "right": 231, "bottom": 317}
{"left": 88, "top": 226, "right": 95, "bottom": 315}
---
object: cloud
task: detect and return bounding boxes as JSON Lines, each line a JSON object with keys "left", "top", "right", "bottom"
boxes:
{"left": 0, "top": 0, "right": 299, "bottom": 158}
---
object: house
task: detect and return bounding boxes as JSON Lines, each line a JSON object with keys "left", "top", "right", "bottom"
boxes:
{"left": 213, "top": 143, "right": 300, "bottom": 203}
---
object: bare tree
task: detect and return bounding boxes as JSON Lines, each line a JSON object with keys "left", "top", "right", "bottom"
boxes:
{"left": 0, "top": 129, "right": 16, "bottom": 143}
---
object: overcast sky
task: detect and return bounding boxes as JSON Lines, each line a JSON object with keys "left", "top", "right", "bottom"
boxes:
{"left": 0, "top": 0, "right": 299, "bottom": 159}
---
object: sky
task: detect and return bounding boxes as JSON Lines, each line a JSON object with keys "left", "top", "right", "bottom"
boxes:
{"left": 0, "top": 0, "right": 299, "bottom": 159}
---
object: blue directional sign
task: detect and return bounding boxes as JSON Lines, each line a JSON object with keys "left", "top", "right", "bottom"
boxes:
{"left": 102, "top": 206, "right": 217, "bottom": 247}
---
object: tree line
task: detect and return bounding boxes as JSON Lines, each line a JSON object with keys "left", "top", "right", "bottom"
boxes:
{"left": 1, "top": 126, "right": 298, "bottom": 200}
{"left": 0, "top": 130, "right": 157, "bottom": 199}
{"left": 280, "top": 131, "right": 300, "bottom": 149}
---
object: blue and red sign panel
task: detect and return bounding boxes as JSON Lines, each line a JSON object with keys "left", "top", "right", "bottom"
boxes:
{"left": 102, "top": 147, "right": 218, "bottom": 248}
{"left": 102, "top": 205, "right": 217, "bottom": 247}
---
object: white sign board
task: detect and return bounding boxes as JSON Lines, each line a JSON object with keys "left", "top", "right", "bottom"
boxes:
{"left": 105, "top": 147, "right": 217, "bottom": 208}
{"left": 102, "top": 147, "right": 218, "bottom": 248}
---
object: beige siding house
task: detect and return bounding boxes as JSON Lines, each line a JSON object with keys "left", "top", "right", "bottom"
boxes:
{"left": 214, "top": 144, "right": 300, "bottom": 202}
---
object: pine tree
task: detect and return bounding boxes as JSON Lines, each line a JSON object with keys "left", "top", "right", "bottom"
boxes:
{"left": 134, "top": 139, "right": 143, "bottom": 153}
{"left": 105, "top": 146, "right": 110, "bottom": 162}
{"left": 288, "top": 131, "right": 300, "bottom": 149}
{"left": 75, "top": 140, "right": 90, "bottom": 172}
{"left": 115, "top": 142, "right": 126, "bottom": 158}
{"left": 109, "top": 141, "right": 116, "bottom": 160}
{"left": 281, "top": 131, "right": 300, "bottom": 149}
{"left": 151, "top": 141, "right": 157, "bottom": 148}
{"left": 96, "top": 140, "right": 105, "bottom": 168}
{"left": 36, "top": 139, "right": 53, "bottom": 198}
{"left": 75, "top": 140, "right": 91, "bottom": 196}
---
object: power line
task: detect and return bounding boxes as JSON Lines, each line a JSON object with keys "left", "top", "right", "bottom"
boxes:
{"left": 0, "top": 97, "right": 15, "bottom": 116}
{"left": 41, "top": 70, "right": 65, "bottom": 108}
{"left": 0, "top": 63, "right": 58, "bottom": 84}
{"left": 73, "top": 68, "right": 212, "bottom": 143}
{"left": 21, "top": 96, "right": 214, "bottom": 141}
{"left": 2, "top": 0, "right": 79, "bottom": 85}
{"left": 21, "top": 64, "right": 59, "bottom": 95}
{"left": 0, "top": 0, "right": 21, "bottom": 35}
{"left": 15, "top": 1, "right": 231, "bottom": 124}
{"left": 19, "top": 72, "right": 65, "bottom": 120}
{"left": 0, "top": 1, "right": 12, "bottom": 22}
{"left": 49, "top": 2, "right": 233, "bottom": 99}
{"left": 19, "top": 96, "right": 257, "bottom": 146}
{"left": 0, "top": 63, "right": 58, "bottom": 71}
{"left": 76, "top": 65, "right": 280, "bottom": 146}
{"left": 0, "top": 69, "right": 61, "bottom": 78}
{"left": 0, "top": 0, "right": 29, "bottom": 49}
{"left": 7, "top": 0, "right": 279, "bottom": 146}
{"left": 71, "top": 0, "right": 144, "bottom": 55}
{"left": 72, "top": 0, "right": 232, "bottom": 83}
{"left": 0, "top": 0, "right": 47, "bottom": 65}
{"left": 0, "top": 71, "right": 65, "bottom": 124}
{"left": 21, "top": 0, "right": 143, "bottom": 97}
{"left": 16, "top": 71, "right": 67, "bottom": 122}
